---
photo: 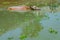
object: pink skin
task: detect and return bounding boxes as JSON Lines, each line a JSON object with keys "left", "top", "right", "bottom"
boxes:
{"left": 8, "top": 6, "right": 30, "bottom": 11}
{"left": 8, "top": 6, "right": 40, "bottom": 11}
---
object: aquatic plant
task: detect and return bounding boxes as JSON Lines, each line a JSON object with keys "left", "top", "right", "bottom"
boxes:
{"left": 19, "top": 22, "right": 43, "bottom": 40}
{"left": 19, "top": 12, "right": 45, "bottom": 40}
{"left": 8, "top": 37, "right": 13, "bottom": 40}
{"left": 48, "top": 28, "right": 58, "bottom": 34}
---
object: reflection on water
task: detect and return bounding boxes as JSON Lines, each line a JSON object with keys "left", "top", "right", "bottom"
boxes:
{"left": 0, "top": 8, "right": 60, "bottom": 40}
{"left": 0, "top": 9, "right": 45, "bottom": 40}
{"left": 0, "top": 10, "right": 38, "bottom": 35}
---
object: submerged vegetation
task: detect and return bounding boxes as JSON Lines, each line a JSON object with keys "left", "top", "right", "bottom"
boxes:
{"left": 48, "top": 28, "right": 58, "bottom": 34}
{"left": 0, "top": 0, "right": 60, "bottom": 40}
{"left": 20, "top": 22, "right": 43, "bottom": 40}
{"left": 0, "top": 10, "right": 45, "bottom": 36}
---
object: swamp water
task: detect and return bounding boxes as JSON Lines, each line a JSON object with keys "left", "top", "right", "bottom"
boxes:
{"left": 0, "top": 7, "right": 60, "bottom": 40}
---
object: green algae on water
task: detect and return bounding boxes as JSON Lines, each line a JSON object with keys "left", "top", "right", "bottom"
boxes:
{"left": 48, "top": 28, "right": 58, "bottom": 34}
{"left": 20, "top": 21, "right": 43, "bottom": 39}
{"left": 19, "top": 34, "right": 27, "bottom": 40}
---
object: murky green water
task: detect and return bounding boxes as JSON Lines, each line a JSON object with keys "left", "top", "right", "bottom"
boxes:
{"left": 0, "top": 0, "right": 60, "bottom": 40}
{"left": 0, "top": 9, "right": 45, "bottom": 40}
{"left": 0, "top": 8, "right": 60, "bottom": 40}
